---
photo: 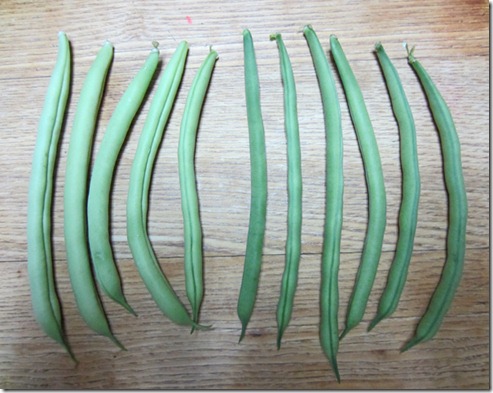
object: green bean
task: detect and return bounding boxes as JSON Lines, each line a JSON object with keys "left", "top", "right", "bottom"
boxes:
{"left": 270, "top": 33, "right": 302, "bottom": 349}
{"left": 303, "top": 25, "right": 343, "bottom": 382}
{"left": 178, "top": 49, "right": 218, "bottom": 326}
{"left": 127, "top": 41, "right": 199, "bottom": 327}
{"left": 402, "top": 46, "right": 467, "bottom": 351}
{"left": 64, "top": 40, "right": 124, "bottom": 348}
{"left": 27, "top": 32, "right": 73, "bottom": 358}
{"left": 330, "top": 35, "right": 387, "bottom": 339}
{"left": 368, "top": 43, "right": 420, "bottom": 331}
{"left": 237, "top": 29, "right": 267, "bottom": 342}
{"left": 87, "top": 47, "right": 159, "bottom": 316}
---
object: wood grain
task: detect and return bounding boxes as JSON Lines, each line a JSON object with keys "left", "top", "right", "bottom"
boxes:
{"left": 0, "top": 0, "right": 489, "bottom": 389}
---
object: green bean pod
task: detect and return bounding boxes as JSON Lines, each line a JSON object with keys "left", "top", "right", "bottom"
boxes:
{"left": 330, "top": 35, "right": 387, "bottom": 339}
{"left": 270, "top": 33, "right": 303, "bottom": 349}
{"left": 127, "top": 41, "right": 198, "bottom": 327}
{"left": 27, "top": 32, "right": 73, "bottom": 358}
{"left": 402, "top": 46, "right": 467, "bottom": 351}
{"left": 178, "top": 49, "right": 218, "bottom": 326}
{"left": 237, "top": 29, "right": 268, "bottom": 342}
{"left": 303, "top": 25, "right": 343, "bottom": 382}
{"left": 368, "top": 43, "right": 420, "bottom": 331}
{"left": 87, "top": 47, "right": 159, "bottom": 316}
{"left": 64, "top": 40, "right": 123, "bottom": 348}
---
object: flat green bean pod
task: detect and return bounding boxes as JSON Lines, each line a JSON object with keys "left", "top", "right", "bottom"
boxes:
{"left": 237, "top": 29, "right": 267, "bottom": 342}
{"left": 27, "top": 31, "right": 73, "bottom": 358}
{"left": 270, "top": 33, "right": 302, "bottom": 349}
{"left": 88, "top": 47, "right": 159, "bottom": 316}
{"left": 330, "top": 35, "right": 387, "bottom": 339}
{"left": 178, "top": 48, "right": 218, "bottom": 326}
{"left": 303, "top": 25, "right": 343, "bottom": 382}
{"left": 127, "top": 41, "right": 199, "bottom": 327}
{"left": 64, "top": 40, "right": 123, "bottom": 348}
{"left": 402, "top": 46, "right": 467, "bottom": 351}
{"left": 368, "top": 43, "right": 420, "bottom": 331}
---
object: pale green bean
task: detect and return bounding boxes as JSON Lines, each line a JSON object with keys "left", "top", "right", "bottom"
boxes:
{"left": 64, "top": 40, "right": 123, "bottom": 348}
{"left": 27, "top": 31, "right": 73, "bottom": 358}
{"left": 237, "top": 29, "right": 267, "bottom": 342}
{"left": 402, "top": 46, "right": 467, "bottom": 351}
{"left": 179, "top": 49, "right": 218, "bottom": 326}
{"left": 88, "top": 47, "right": 159, "bottom": 316}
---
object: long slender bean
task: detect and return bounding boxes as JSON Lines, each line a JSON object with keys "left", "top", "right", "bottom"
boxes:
{"left": 303, "top": 25, "right": 343, "bottom": 382}
{"left": 178, "top": 49, "right": 218, "bottom": 326}
{"left": 270, "top": 33, "right": 302, "bottom": 349}
{"left": 127, "top": 41, "right": 199, "bottom": 327}
{"left": 27, "top": 32, "right": 73, "bottom": 358}
{"left": 368, "top": 43, "right": 420, "bottom": 331}
{"left": 87, "top": 47, "right": 159, "bottom": 316}
{"left": 64, "top": 40, "right": 123, "bottom": 348}
{"left": 329, "top": 35, "right": 387, "bottom": 339}
{"left": 237, "top": 29, "right": 267, "bottom": 342}
{"left": 402, "top": 46, "right": 467, "bottom": 351}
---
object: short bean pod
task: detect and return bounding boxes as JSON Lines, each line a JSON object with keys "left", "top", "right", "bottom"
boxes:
{"left": 237, "top": 29, "right": 268, "bottom": 342}
{"left": 64, "top": 40, "right": 123, "bottom": 348}
{"left": 87, "top": 47, "right": 159, "bottom": 316}
{"left": 27, "top": 32, "right": 73, "bottom": 358}
{"left": 368, "top": 43, "right": 420, "bottom": 331}
{"left": 330, "top": 35, "right": 387, "bottom": 339}
{"left": 303, "top": 25, "right": 343, "bottom": 382}
{"left": 402, "top": 46, "right": 467, "bottom": 351}
{"left": 127, "top": 41, "right": 198, "bottom": 327}
{"left": 178, "top": 49, "right": 218, "bottom": 326}
{"left": 270, "top": 33, "right": 302, "bottom": 349}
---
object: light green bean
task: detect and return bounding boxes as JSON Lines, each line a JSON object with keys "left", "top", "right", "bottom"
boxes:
{"left": 64, "top": 40, "right": 123, "bottom": 348}
{"left": 368, "top": 43, "right": 420, "bottom": 331}
{"left": 88, "top": 47, "right": 159, "bottom": 316}
{"left": 27, "top": 32, "right": 73, "bottom": 358}
{"left": 402, "top": 46, "right": 467, "bottom": 351}
{"left": 270, "top": 33, "right": 302, "bottom": 349}
{"left": 303, "top": 25, "right": 343, "bottom": 382}
{"left": 329, "top": 35, "right": 387, "bottom": 339}
{"left": 127, "top": 41, "right": 199, "bottom": 327}
{"left": 178, "top": 49, "right": 218, "bottom": 326}
{"left": 237, "top": 29, "right": 267, "bottom": 342}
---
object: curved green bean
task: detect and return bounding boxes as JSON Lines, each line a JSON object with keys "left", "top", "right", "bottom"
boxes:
{"left": 368, "top": 43, "right": 420, "bottom": 331}
{"left": 64, "top": 40, "right": 124, "bottom": 348}
{"left": 402, "top": 46, "right": 467, "bottom": 351}
{"left": 27, "top": 32, "right": 73, "bottom": 358}
{"left": 178, "top": 49, "right": 218, "bottom": 326}
{"left": 237, "top": 29, "right": 267, "bottom": 342}
{"left": 127, "top": 41, "right": 199, "bottom": 327}
{"left": 303, "top": 25, "right": 343, "bottom": 382}
{"left": 329, "top": 35, "right": 387, "bottom": 339}
{"left": 270, "top": 33, "right": 302, "bottom": 349}
{"left": 87, "top": 47, "right": 159, "bottom": 316}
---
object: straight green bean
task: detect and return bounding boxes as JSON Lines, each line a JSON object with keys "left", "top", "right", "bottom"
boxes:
{"left": 237, "top": 29, "right": 268, "bottom": 342}
{"left": 270, "top": 33, "right": 302, "bottom": 349}
{"left": 27, "top": 32, "right": 73, "bottom": 358}
{"left": 303, "top": 25, "right": 343, "bottom": 382}
{"left": 402, "top": 46, "right": 467, "bottom": 351}
{"left": 329, "top": 35, "right": 387, "bottom": 339}
{"left": 88, "top": 47, "right": 159, "bottom": 316}
{"left": 127, "top": 41, "right": 198, "bottom": 327}
{"left": 64, "top": 40, "right": 123, "bottom": 348}
{"left": 178, "top": 49, "right": 218, "bottom": 326}
{"left": 368, "top": 43, "right": 420, "bottom": 331}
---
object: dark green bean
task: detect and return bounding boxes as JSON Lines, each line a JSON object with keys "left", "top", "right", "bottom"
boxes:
{"left": 402, "top": 46, "right": 467, "bottom": 351}
{"left": 237, "top": 29, "right": 267, "bottom": 342}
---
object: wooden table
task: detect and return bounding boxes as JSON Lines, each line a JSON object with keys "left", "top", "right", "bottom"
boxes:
{"left": 0, "top": 0, "right": 489, "bottom": 389}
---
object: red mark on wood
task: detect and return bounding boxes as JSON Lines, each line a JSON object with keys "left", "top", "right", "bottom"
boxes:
{"left": 186, "top": 16, "right": 192, "bottom": 24}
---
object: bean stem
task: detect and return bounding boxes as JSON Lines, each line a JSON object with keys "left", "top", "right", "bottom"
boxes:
{"left": 402, "top": 46, "right": 467, "bottom": 351}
